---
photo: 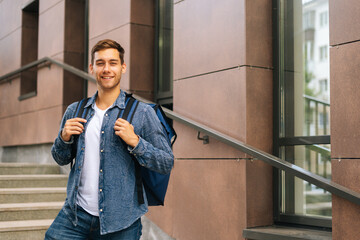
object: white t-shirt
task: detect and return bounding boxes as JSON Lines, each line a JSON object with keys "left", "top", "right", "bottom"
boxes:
{"left": 77, "top": 103, "right": 108, "bottom": 216}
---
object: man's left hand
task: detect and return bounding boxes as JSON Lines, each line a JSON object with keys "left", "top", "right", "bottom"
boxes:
{"left": 114, "top": 118, "right": 139, "bottom": 148}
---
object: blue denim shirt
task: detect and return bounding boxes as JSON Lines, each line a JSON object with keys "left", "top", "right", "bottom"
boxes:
{"left": 51, "top": 90, "right": 174, "bottom": 235}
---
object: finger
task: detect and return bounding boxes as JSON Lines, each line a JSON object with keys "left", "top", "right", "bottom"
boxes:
{"left": 114, "top": 121, "right": 128, "bottom": 128}
{"left": 68, "top": 125, "right": 84, "bottom": 132}
{"left": 66, "top": 121, "right": 85, "bottom": 129}
{"left": 65, "top": 125, "right": 84, "bottom": 133}
{"left": 67, "top": 118, "right": 87, "bottom": 124}
{"left": 114, "top": 126, "right": 126, "bottom": 132}
{"left": 116, "top": 118, "right": 129, "bottom": 124}
{"left": 72, "top": 118, "right": 87, "bottom": 123}
{"left": 67, "top": 130, "right": 83, "bottom": 136}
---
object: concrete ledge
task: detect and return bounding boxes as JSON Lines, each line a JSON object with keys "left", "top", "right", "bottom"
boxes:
{"left": 141, "top": 216, "right": 175, "bottom": 240}
{"left": 243, "top": 225, "right": 332, "bottom": 240}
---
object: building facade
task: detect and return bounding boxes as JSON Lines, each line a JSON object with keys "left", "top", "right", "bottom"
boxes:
{"left": 0, "top": 0, "right": 360, "bottom": 239}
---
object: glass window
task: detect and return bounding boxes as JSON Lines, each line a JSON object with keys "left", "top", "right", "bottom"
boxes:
{"left": 320, "top": 11, "right": 328, "bottom": 27}
{"left": 274, "top": 0, "right": 331, "bottom": 227}
{"left": 154, "top": 0, "right": 173, "bottom": 108}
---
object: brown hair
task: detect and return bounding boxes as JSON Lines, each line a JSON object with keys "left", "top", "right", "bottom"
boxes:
{"left": 90, "top": 39, "right": 125, "bottom": 64}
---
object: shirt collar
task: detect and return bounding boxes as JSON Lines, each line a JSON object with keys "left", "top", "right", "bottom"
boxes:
{"left": 84, "top": 90, "right": 126, "bottom": 109}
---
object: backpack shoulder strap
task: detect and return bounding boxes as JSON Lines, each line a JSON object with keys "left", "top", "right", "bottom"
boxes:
{"left": 118, "top": 93, "right": 144, "bottom": 205}
{"left": 70, "top": 97, "right": 90, "bottom": 169}
{"left": 117, "top": 93, "right": 140, "bottom": 123}
{"left": 73, "top": 97, "right": 90, "bottom": 118}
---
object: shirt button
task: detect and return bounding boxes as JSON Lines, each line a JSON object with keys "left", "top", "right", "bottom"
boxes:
{"left": 105, "top": 114, "right": 108, "bottom": 116}
{"left": 101, "top": 131, "right": 104, "bottom": 134}
{"left": 100, "top": 189, "right": 102, "bottom": 192}
{"left": 100, "top": 209, "right": 103, "bottom": 212}
{"left": 101, "top": 149, "right": 104, "bottom": 152}
{"left": 100, "top": 169, "right": 103, "bottom": 173}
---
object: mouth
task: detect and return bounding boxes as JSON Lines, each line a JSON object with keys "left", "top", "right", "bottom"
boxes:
{"left": 101, "top": 76, "right": 114, "bottom": 80}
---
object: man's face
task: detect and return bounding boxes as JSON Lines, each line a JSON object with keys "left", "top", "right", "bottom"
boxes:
{"left": 89, "top": 48, "right": 126, "bottom": 91}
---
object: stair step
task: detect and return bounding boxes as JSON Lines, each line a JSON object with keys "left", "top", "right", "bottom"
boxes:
{"left": 0, "top": 219, "right": 53, "bottom": 240}
{"left": 0, "top": 188, "right": 66, "bottom": 203}
{"left": 0, "top": 175, "right": 67, "bottom": 188}
{"left": 0, "top": 163, "right": 60, "bottom": 175}
{"left": 243, "top": 225, "right": 331, "bottom": 240}
{"left": 0, "top": 202, "right": 63, "bottom": 221}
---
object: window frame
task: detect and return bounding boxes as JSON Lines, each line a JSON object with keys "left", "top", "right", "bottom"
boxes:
{"left": 273, "top": 0, "right": 332, "bottom": 229}
{"left": 154, "top": 0, "right": 174, "bottom": 108}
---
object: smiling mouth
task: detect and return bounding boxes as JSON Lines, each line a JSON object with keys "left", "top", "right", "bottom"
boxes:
{"left": 101, "top": 76, "right": 114, "bottom": 79}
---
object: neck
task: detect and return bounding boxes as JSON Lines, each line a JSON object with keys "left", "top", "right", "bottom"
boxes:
{"left": 96, "top": 88, "right": 121, "bottom": 110}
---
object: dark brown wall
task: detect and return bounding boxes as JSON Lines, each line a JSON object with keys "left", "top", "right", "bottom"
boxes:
{"left": 330, "top": 0, "right": 360, "bottom": 238}
{"left": 63, "top": 0, "right": 86, "bottom": 107}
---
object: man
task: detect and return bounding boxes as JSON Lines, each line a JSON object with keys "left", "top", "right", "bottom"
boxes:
{"left": 45, "top": 39, "right": 174, "bottom": 239}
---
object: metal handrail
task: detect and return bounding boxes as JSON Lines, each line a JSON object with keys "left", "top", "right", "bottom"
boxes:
{"left": 304, "top": 94, "right": 330, "bottom": 106}
{"left": 0, "top": 57, "right": 96, "bottom": 84}
{"left": 1, "top": 57, "right": 360, "bottom": 205}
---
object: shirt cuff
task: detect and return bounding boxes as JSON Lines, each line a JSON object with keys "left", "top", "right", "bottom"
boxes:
{"left": 128, "top": 136, "right": 146, "bottom": 157}
{"left": 59, "top": 134, "right": 74, "bottom": 145}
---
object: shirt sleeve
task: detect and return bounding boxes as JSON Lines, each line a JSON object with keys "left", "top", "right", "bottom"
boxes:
{"left": 51, "top": 103, "right": 77, "bottom": 166}
{"left": 129, "top": 104, "right": 174, "bottom": 174}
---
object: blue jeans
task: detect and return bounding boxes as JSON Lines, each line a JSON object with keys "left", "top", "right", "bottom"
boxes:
{"left": 45, "top": 205, "right": 142, "bottom": 240}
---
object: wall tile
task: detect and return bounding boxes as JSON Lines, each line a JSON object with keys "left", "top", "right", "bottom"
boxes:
{"left": 329, "top": 0, "right": 360, "bottom": 46}
{"left": 39, "top": 0, "right": 63, "bottom": 14}
{"left": 64, "top": 0, "right": 85, "bottom": 54}
{"left": 246, "top": 159, "right": 273, "bottom": 227}
{"left": 0, "top": 29, "right": 21, "bottom": 75}
{"left": 129, "top": 24, "right": 154, "bottom": 93}
{"left": 0, "top": 77, "right": 20, "bottom": 118}
{"left": 246, "top": 67, "right": 273, "bottom": 152}
{"left": 332, "top": 159, "right": 360, "bottom": 239}
{"left": 174, "top": 68, "right": 247, "bottom": 141}
{"left": 330, "top": 42, "right": 360, "bottom": 158}
{"left": 130, "top": 0, "right": 155, "bottom": 26}
{"left": 38, "top": 106, "right": 63, "bottom": 143}
{"left": 0, "top": 0, "right": 28, "bottom": 39}
{"left": 0, "top": 115, "right": 20, "bottom": 146}
{"left": 171, "top": 159, "right": 247, "bottom": 240}
{"left": 36, "top": 54, "right": 64, "bottom": 110}
{"left": 17, "top": 110, "right": 38, "bottom": 144}
{"left": 88, "top": 0, "right": 130, "bottom": 39}
{"left": 173, "top": 0, "right": 246, "bottom": 80}
{"left": 245, "top": 0, "right": 273, "bottom": 68}
{"left": 38, "top": 1, "right": 65, "bottom": 58}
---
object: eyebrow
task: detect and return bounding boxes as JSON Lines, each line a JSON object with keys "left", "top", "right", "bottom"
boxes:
{"left": 95, "top": 59, "right": 119, "bottom": 63}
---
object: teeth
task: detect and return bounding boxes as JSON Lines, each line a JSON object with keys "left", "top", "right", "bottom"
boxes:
{"left": 102, "top": 77, "right": 113, "bottom": 79}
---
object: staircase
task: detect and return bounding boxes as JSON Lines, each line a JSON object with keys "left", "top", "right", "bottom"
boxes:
{"left": 0, "top": 163, "right": 67, "bottom": 239}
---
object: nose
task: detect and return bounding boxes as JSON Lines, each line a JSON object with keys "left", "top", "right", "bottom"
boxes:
{"left": 103, "top": 62, "right": 110, "bottom": 72}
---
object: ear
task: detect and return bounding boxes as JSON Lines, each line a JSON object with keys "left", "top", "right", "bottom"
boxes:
{"left": 89, "top": 63, "right": 94, "bottom": 74}
{"left": 121, "top": 63, "right": 127, "bottom": 74}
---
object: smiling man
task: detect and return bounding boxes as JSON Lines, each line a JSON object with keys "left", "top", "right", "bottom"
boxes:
{"left": 45, "top": 39, "right": 174, "bottom": 240}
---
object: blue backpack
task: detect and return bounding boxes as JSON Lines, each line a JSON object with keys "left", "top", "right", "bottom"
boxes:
{"left": 73, "top": 93, "right": 176, "bottom": 206}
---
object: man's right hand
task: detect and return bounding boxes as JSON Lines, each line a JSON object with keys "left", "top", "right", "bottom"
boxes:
{"left": 61, "top": 118, "right": 87, "bottom": 142}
